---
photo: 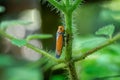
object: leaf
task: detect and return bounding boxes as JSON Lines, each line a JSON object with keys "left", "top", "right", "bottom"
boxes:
{"left": 0, "top": 20, "right": 32, "bottom": 30}
{"left": 11, "top": 39, "right": 27, "bottom": 47}
{"left": 95, "top": 24, "right": 115, "bottom": 38}
{"left": 26, "top": 34, "right": 53, "bottom": 41}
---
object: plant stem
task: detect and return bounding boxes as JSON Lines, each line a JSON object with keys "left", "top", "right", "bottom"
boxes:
{"left": 26, "top": 43, "right": 58, "bottom": 62}
{"left": 48, "top": 0, "right": 65, "bottom": 12}
{"left": 73, "top": 33, "right": 120, "bottom": 62}
{"left": 0, "top": 30, "right": 64, "bottom": 63}
{"left": 64, "top": 10, "right": 79, "bottom": 80}
{"left": 71, "top": 0, "right": 83, "bottom": 11}
{"left": 0, "top": 30, "right": 14, "bottom": 40}
{"left": 64, "top": 12, "right": 72, "bottom": 61}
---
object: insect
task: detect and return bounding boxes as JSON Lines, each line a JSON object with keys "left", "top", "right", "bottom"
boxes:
{"left": 56, "top": 26, "right": 64, "bottom": 58}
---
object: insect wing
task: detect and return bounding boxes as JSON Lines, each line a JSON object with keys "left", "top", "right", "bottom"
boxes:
{"left": 56, "top": 33, "right": 63, "bottom": 58}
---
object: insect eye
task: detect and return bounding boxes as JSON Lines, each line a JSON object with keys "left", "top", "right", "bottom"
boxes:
{"left": 60, "top": 28, "right": 62, "bottom": 30}
{"left": 58, "top": 26, "right": 64, "bottom": 31}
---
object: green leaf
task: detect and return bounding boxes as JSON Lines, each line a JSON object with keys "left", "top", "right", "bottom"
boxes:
{"left": 11, "top": 39, "right": 27, "bottom": 47}
{"left": 95, "top": 24, "right": 115, "bottom": 38}
{"left": 26, "top": 34, "right": 53, "bottom": 41}
{"left": 0, "top": 20, "right": 32, "bottom": 30}
{"left": 0, "top": 5, "right": 5, "bottom": 13}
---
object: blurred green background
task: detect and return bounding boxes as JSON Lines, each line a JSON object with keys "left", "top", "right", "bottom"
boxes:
{"left": 0, "top": 0, "right": 120, "bottom": 80}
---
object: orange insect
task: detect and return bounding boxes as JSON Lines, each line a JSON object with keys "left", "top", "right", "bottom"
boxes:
{"left": 56, "top": 26, "right": 64, "bottom": 58}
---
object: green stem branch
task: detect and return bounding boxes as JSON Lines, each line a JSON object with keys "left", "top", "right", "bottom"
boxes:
{"left": 48, "top": 0, "right": 65, "bottom": 12}
{"left": 26, "top": 43, "right": 58, "bottom": 62}
{"left": 65, "top": 0, "right": 70, "bottom": 6}
{"left": 71, "top": 0, "right": 83, "bottom": 11}
{"left": 0, "top": 30, "right": 14, "bottom": 40}
{"left": 73, "top": 33, "right": 120, "bottom": 62}
{"left": 0, "top": 30, "right": 62, "bottom": 63}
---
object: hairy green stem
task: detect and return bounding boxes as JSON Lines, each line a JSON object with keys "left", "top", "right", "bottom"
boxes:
{"left": 64, "top": 12, "right": 72, "bottom": 61}
{"left": 71, "top": 0, "right": 83, "bottom": 11}
{"left": 65, "top": 0, "right": 70, "bottom": 6}
{"left": 73, "top": 33, "right": 120, "bottom": 62}
{"left": 26, "top": 43, "right": 58, "bottom": 62}
{"left": 48, "top": 0, "right": 65, "bottom": 12}
{"left": 64, "top": 10, "right": 79, "bottom": 80}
